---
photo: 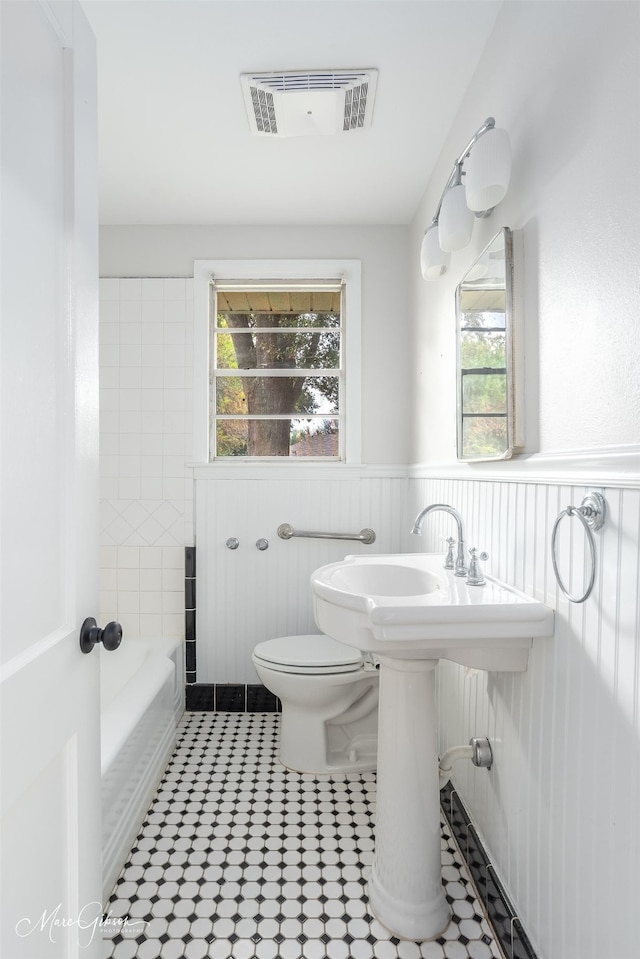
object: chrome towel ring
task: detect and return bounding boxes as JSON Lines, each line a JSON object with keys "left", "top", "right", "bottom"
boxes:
{"left": 551, "top": 492, "right": 606, "bottom": 603}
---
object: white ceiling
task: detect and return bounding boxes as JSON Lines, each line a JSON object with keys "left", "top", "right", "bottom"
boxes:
{"left": 80, "top": 0, "right": 502, "bottom": 226}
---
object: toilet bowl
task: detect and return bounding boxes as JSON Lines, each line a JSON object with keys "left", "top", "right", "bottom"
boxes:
{"left": 252, "top": 633, "right": 379, "bottom": 774}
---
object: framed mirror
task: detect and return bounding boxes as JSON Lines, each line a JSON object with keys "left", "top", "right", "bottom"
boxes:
{"left": 456, "top": 227, "right": 520, "bottom": 461}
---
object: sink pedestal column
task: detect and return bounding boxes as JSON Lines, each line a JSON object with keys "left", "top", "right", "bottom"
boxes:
{"left": 368, "top": 657, "right": 450, "bottom": 940}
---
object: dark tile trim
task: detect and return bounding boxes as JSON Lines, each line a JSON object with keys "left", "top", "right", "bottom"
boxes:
{"left": 185, "top": 639, "right": 196, "bottom": 672}
{"left": 185, "top": 683, "right": 214, "bottom": 710}
{"left": 185, "top": 579, "right": 196, "bottom": 610}
{"left": 440, "top": 781, "right": 538, "bottom": 959}
{"left": 215, "top": 684, "right": 246, "bottom": 712}
{"left": 247, "top": 684, "right": 280, "bottom": 712}
{"left": 184, "top": 682, "right": 281, "bottom": 713}
{"left": 185, "top": 546, "right": 196, "bottom": 682}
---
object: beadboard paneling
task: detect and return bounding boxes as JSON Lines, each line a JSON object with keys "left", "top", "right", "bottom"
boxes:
{"left": 409, "top": 475, "right": 640, "bottom": 959}
{"left": 195, "top": 473, "right": 408, "bottom": 684}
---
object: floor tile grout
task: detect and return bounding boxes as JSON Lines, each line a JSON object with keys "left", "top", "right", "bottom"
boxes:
{"left": 102, "top": 712, "right": 503, "bottom": 959}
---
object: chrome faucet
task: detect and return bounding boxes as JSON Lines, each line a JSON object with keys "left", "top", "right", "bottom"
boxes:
{"left": 411, "top": 503, "right": 468, "bottom": 577}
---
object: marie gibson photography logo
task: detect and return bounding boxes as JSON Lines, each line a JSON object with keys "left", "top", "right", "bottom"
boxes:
{"left": 15, "top": 902, "right": 147, "bottom": 947}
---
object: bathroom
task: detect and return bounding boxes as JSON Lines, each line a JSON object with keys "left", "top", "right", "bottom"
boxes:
{"left": 1, "top": 1, "right": 639, "bottom": 958}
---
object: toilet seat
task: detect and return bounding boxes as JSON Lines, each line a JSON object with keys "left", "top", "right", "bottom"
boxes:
{"left": 253, "top": 634, "right": 363, "bottom": 675}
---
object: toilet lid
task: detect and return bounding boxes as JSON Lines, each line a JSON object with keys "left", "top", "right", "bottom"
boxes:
{"left": 253, "top": 634, "right": 363, "bottom": 674}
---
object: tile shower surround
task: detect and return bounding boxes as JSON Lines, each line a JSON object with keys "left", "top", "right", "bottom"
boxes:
{"left": 102, "top": 711, "right": 506, "bottom": 959}
{"left": 99, "top": 277, "right": 194, "bottom": 640}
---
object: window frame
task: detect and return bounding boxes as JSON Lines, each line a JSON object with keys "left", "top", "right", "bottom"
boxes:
{"left": 193, "top": 259, "right": 362, "bottom": 466}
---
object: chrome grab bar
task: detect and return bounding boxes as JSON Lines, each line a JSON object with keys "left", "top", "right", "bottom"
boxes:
{"left": 277, "top": 523, "right": 376, "bottom": 545}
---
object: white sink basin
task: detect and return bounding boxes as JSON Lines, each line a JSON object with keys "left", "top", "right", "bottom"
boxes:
{"left": 312, "top": 551, "right": 554, "bottom": 940}
{"left": 325, "top": 560, "right": 442, "bottom": 598}
{"left": 312, "top": 552, "right": 554, "bottom": 671}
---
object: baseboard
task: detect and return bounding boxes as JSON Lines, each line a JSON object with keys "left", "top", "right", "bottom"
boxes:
{"left": 185, "top": 682, "right": 281, "bottom": 713}
{"left": 440, "top": 781, "right": 538, "bottom": 959}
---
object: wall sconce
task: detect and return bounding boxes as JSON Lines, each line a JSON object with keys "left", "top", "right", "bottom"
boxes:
{"left": 420, "top": 118, "right": 511, "bottom": 281}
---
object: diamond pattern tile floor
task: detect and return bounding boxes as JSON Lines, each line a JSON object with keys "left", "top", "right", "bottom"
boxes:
{"left": 102, "top": 712, "right": 504, "bottom": 959}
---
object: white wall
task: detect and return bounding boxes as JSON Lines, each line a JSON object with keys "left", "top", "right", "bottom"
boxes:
{"left": 100, "top": 224, "right": 411, "bottom": 466}
{"left": 98, "top": 225, "right": 412, "bottom": 651}
{"left": 407, "top": 4, "right": 640, "bottom": 959}
{"left": 409, "top": 0, "right": 640, "bottom": 464}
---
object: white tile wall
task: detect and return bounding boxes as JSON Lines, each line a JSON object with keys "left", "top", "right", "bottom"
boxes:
{"left": 408, "top": 474, "right": 640, "bottom": 959}
{"left": 99, "top": 278, "right": 194, "bottom": 639}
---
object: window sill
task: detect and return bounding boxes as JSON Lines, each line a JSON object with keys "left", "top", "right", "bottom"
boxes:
{"left": 189, "top": 461, "right": 407, "bottom": 481}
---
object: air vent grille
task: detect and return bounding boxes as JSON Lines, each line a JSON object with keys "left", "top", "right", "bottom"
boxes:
{"left": 241, "top": 69, "right": 377, "bottom": 138}
{"left": 250, "top": 86, "right": 277, "bottom": 134}
{"left": 343, "top": 82, "right": 368, "bottom": 131}
{"left": 249, "top": 71, "right": 371, "bottom": 92}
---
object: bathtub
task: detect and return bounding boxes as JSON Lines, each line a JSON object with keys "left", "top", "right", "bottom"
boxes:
{"left": 100, "top": 636, "right": 184, "bottom": 904}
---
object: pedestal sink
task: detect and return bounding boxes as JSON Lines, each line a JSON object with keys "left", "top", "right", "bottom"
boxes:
{"left": 311, "top": 553, "right": 554, "bottom": 941}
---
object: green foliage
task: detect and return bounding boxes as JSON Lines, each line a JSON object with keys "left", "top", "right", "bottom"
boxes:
{"left": 459, "top": 326, "right": 508, "bottom": 457}
{"left": 214, "top": 312, "right": 340, "bottom": 456}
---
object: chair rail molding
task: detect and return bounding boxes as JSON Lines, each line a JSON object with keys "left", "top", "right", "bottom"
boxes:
{"left": 409, "top": 445, "right": 640, "bottom": 489}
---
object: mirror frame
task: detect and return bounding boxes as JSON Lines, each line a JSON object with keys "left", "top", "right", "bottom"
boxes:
{"left": 455, "top": 227, "right": 517, "bottom": 462}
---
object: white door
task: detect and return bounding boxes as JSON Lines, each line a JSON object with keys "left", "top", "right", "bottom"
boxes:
{"left": 0, "top": 2, "right": 102, "bottom": 956}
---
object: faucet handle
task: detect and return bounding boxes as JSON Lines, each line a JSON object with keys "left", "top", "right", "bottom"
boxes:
{"left": 441, "top": 536, "right": 456, "bottom": 570}
{"left": 466, "top": 547, "right": 489, "bottom": 586}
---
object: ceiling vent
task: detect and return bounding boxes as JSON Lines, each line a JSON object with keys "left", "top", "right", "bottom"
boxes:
{"left": 240, "top": 69, "right": 378, "bottom": 138}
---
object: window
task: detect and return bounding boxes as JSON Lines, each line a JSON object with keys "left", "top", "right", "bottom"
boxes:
{"left": 211, "top": 281, "right": 343, "bottom": 458}
{"left": 194, "top": 260, "right": 361, "bottom": 464}
{"left": 458, "top": 303, "right": 508, "bottom": 458}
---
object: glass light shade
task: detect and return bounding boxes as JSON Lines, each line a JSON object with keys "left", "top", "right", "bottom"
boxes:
{"left": 438, "top": 183, "right": 474, "bottom": 252}
{"left": 420, "top": 225, "right": 450, "bottom": 281}
{"left": 464, "top": 127, "right": 511, "bottom": 213}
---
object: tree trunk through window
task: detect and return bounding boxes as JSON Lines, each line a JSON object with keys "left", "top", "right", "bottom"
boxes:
{"left": 225, "top": 313, "right": 319, "bottom": 456}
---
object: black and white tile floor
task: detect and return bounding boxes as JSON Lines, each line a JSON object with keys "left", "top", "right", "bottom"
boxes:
{"left": 102, "top": 712, "right": 504, "bottom": 959}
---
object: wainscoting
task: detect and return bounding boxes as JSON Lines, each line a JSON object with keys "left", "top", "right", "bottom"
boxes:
{"left": 194, "top": 466, "right": 409, "bottom": 685}
{"left": 408, "top": 468, "right": 640, "bottom": 959}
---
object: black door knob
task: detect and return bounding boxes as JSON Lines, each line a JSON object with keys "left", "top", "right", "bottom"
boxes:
{"left": 79, "top": 617, "right": 123, "bottom": 654}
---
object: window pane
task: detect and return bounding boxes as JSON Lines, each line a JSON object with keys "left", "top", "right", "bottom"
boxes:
{"left": 461, "top": 310, "right": 505, "bottom": 330}
{"left": 216, "top": 418, "right": 339, "bottom": 457}
{"left": 462, "top": 372, "right": 507, "bottom": 414}
{"left": 460, "top": 330, "right": 506, "bottom": 370}
{"left": 215, "top": 375, "right": 339, "bottom": 415}
{"left": 215, "top": 329, "right": 340, "bottom": 370}
{"left": 211, "top": 283, "right": 344, "bottom": 459}
{"left": 215, "top": 290, "right": 340, "bottom": 325}
{"left": 462, "top": 416, "right": 508, "bottom": 458}
{"left": 217, "top": 310, "right": 341, "bottom": 330}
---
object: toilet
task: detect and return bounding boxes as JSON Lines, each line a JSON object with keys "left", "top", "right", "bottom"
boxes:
{"left": 252, "top": 633, "right": 379, "bottom": 774}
